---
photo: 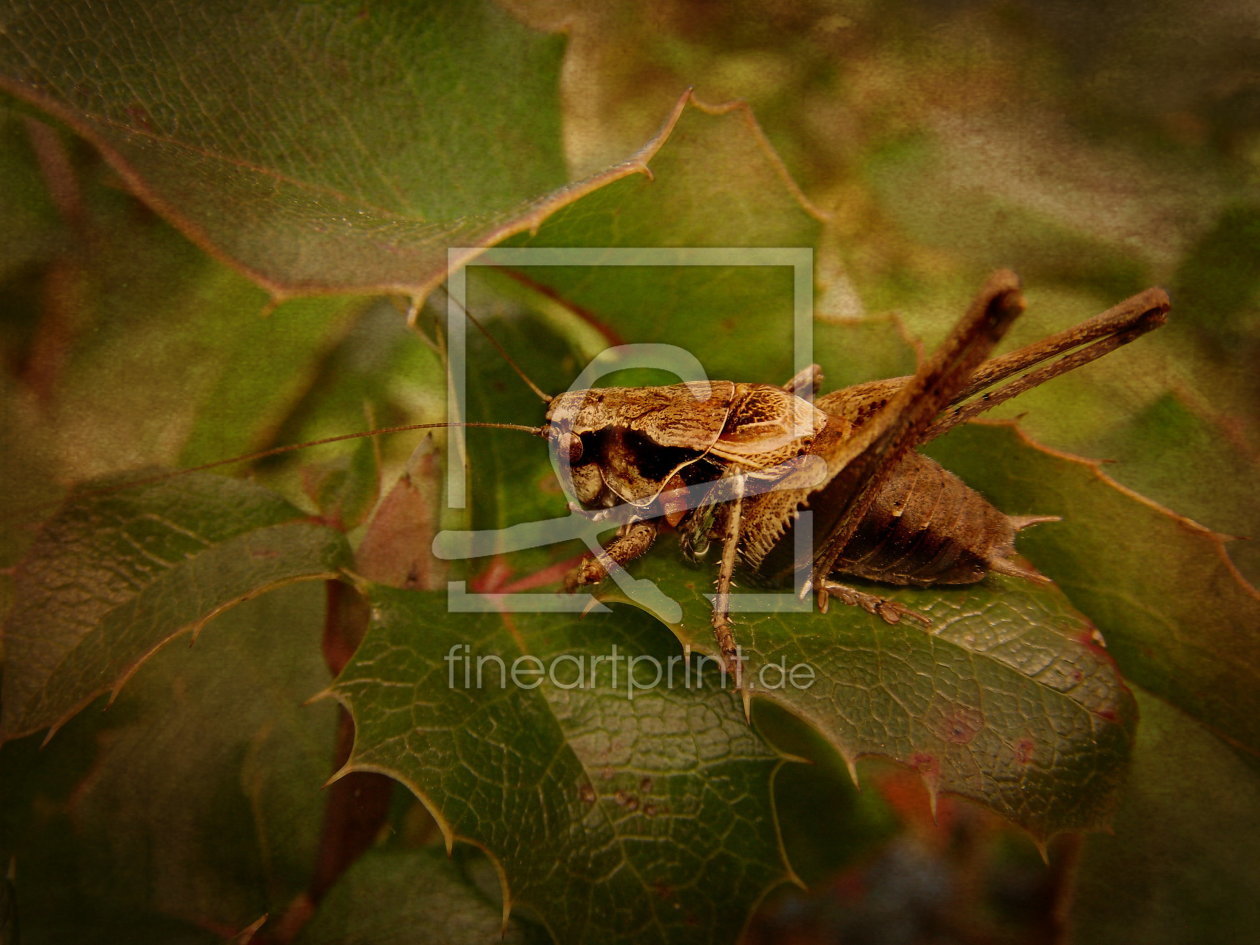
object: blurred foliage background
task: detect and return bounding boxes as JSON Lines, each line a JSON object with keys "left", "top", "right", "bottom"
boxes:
{"left": 1, "top": 1, "right": 1256, "bottom": 944}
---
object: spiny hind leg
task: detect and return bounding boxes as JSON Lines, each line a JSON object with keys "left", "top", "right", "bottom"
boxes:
{"left": 817, "top": 580, "right": 934, "bottom": 630}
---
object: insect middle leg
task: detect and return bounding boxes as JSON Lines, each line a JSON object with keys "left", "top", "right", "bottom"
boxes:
{"left": 710, "top": 468, "right": 748, "bottom": 696}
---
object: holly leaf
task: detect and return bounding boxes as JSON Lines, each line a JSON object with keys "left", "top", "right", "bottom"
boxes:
{"left": 0, "top": 0, "right": 652, "bottom": 298}
{"left": 0, "top": 583, "right": 336, "bottom": 940}
{"left": 0, "top": 474, "right": 350, "bottom": 741}
{"left": 330, "top": 587, "right": 791, "bottom": 945}
{"left": 0, "top": 0, "right": 710, "bottom": 299}
{"left": 1085, "top": 390, "right": 1260, "bottom": 585}
{"left": 0, "top": 139, "right": 376, "bottom": 543}
{"left": 925, "top": 421, "right": 1260, "bottom": 761}
{"left": 2, "top": 2, "right": 1251, "bottom": 942}
{"left": 608, "top": 542, "right": 1136, "bottom": 841}
{"left": 294, "top": 846, "right": 534, "bottom": 945}
{"left": 454, "top": 176, "right": 1140, "bottom": 843}
{"left": 499, "top": 96, "right": 827, "bottom": 385}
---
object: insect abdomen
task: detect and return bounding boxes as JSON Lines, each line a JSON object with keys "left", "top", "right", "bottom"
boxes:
{"left": 831, "top": 452, "right": 1033, "bottom": 586}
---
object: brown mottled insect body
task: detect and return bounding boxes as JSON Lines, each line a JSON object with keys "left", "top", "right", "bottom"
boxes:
{"left": 815, "top": 450, "right": 1048, "bottom": 588}
{"left": 713, "top": 409, "right": 1047, "bottom": 590}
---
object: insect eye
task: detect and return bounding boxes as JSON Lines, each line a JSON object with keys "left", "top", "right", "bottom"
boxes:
{"left": 558, "top": 432, "right": 584, "bottom": 465}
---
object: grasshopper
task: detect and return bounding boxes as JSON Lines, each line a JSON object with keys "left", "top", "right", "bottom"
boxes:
{"left": 532, "top": 271, "right": 1168, "bottom": 691}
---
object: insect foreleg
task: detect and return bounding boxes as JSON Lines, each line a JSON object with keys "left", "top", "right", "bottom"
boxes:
{"left": 563, "top": 520, "right": 659, "bottom": 591}
{"left": 782, "top": 364, "right": 824, "bottom": 400}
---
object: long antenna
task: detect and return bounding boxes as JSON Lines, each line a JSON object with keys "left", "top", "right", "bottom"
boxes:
{"left": 436, "top": 284, "right": 553, "bottom": 404}
{"left": 72, "top": 283, "right": 559, "bottom": 501}
{"left": 86, "top": 420, "right": 548, "bottom": 495}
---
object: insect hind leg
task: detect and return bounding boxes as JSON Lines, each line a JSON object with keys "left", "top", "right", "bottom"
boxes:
{"left": 817, "top": 580, "right": 934, "bottom": 630}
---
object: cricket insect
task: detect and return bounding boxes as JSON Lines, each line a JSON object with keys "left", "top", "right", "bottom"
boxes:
{"left": 494, "top": 270, "right": 1168, "bottom": 694}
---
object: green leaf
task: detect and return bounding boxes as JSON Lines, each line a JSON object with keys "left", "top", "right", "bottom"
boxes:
{"left": 1064, "top": 687, "right": 1260, "bottom": 945}
{"left": 925, "top": 421, "right": 1260, "bottom": 760}
{"left": 0, "top": 0, "right": 659, "bottom": 298}
{"left": 331, "top": 587, "right": 791, "bottom": 945}
{"left": 294, "top": 846, "right": 533, "bottom": 945}
{"left": 304, "top": 434, "right": 383, "bottom": 534}
{"left": 1085, "top": 391, "right": 1260, "bottom": 585}
{"left": 2, "top": 3, "right": 1253, "bottom": 941}
{"left": 0, "top": 139, "right": 371, "bottom": 495}
{"left": 610, "top": 543, "right": 1136, "bottom": 841}
{"left": 0, "top": 474, "right": 351, "bottom": 741}
{"left": 755, "top": 702, "right": 899, "bottom": 886}
{"left": 503, "top": 98, "right": 826, "bottom": 384}
{"left": 1171, "top": 202, "right": 1260, "bottom": 345}
{"left": 0, "top": 110, "right": 59, "bottom": 282}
